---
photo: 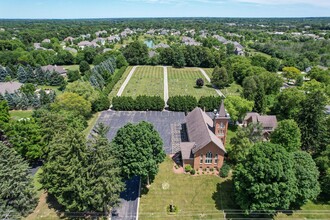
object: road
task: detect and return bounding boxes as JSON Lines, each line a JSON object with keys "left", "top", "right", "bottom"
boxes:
{"left": 163, "top": 66, "right": 169, "bottom": 107}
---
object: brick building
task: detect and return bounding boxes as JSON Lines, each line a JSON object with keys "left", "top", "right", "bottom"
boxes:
{"left": 180, "top": 102, "right": 229, "bottom": 170}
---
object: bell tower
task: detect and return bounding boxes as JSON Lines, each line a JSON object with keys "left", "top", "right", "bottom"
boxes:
{"left": 213, "top": 101, "right": 230, "bottom": 146}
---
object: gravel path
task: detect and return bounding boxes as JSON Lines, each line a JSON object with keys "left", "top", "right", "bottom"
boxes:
{"left": 163, "top": 66, "right": 169, "bottom": 106}
{"left": 117, "top": 66, "right": 137, "bottom": 97}
{"left": 198, "top": 68, "right": 226, "bottom": 98}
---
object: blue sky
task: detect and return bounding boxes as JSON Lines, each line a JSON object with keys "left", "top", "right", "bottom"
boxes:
{"left": 0, "top": 0, "right": 329, "bottom": 18}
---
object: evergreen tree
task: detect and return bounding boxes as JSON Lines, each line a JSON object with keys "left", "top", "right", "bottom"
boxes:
{"left": 0, "top": 100, "right": 10, "bottom": 124}
{"left": 17, "top": 66, "right": 28, "bottom": 83}
{"left": 25, "top": 65, "right": 35, "bottom": 83}
{"left": 4, "top": 91, "right": 15, "bottom": 110}
{"left": 0, "top": 143, "right": 37, "bottom": 218}
{"left": 41, "top": 129, "right": 87, "bottom": 211}
{"left": 253, "top": 81, "right": 266, "bottom": 114}
{"left": 0, "top": 66, "right": 8, "bottom": 82}
{"left": 35, "top": 67, "right": 45, "bottom": 85}
{"left": 298, "top": 91, "right": 327, "bottom": 154}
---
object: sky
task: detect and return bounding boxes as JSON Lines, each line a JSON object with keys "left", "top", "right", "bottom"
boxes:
{"left": 0, "top": 0, "right": 329, "bottom": 19}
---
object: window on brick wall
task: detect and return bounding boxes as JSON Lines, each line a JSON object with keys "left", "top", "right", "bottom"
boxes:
{"left": 205, "top": 152, "right": 212, "bottom": 164}
{"left": 215, "top": 154, "right": 218, "bottom": 164}
{"left": 200, "top": 154, "right": 203, "bottom": 164}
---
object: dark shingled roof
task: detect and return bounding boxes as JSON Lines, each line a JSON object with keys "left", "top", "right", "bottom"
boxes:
{"left": 217, "top": 100, "right": 226, "bottom": 118}
{"left": 0, "top": 82, "right": 23, "bottom": 94}
{"left": 244, "top": 112, "right": 277, "bottom": 131}
{"left": 180, "top": 142, "right": 195, "bottom": 160}
{"left": 185, "top": 107, "right": 226, "bottom": 154}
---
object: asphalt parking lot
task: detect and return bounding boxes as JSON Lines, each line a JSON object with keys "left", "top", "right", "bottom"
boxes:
{"left": 96, "top": 110, "right": 186, "bottom": 154}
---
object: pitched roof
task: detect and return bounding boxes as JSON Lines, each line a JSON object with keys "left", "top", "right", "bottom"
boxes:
{"left": 180, "top": 142, "right": 195, "bottom": 160}
{"left": 41, "top": 65, "right": 67, "bottom": 75}
{"left": 244, "top": 112, "right": 277, "bottom": 130}
{"left": 0, "top": 82, "right": 23, "bottom": 94}
{"left": 218, "top": 101, "right": 226, "bottom": 118}
{"left": 185, "top": 107, "right": 226, "bottom": 154}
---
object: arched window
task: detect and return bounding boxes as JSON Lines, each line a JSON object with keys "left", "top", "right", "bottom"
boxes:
{"left": 205, "top": 152, "right": 212, "bottom": 164}
{"left": 214, "top": 154, "right": 218, "bottom": 164}
{"left": 200, "top": 154, "right": 203, "bottom": 164}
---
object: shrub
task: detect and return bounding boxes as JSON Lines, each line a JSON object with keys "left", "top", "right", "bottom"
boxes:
{"left": 190, "top": 169, "right": 196, "bottom": 175}
{"left": 185, "top": 165, "right": 192, "bottom": 173}
{"left": 112, "top": 96, "right": 165, "bottom": 111}
{"left": 167, "top": 95, "right": 198, "bottom": 112}
{"left": 196, "top": 78, "right": 204, "bottom": 87}
{"left": 220, "top": 163, "right": 231, "bottom": 178}
{"left": 104, "top": 66, "right": 127, "bottom": 95}
{"left": 202, "top": 172, "right": 204, "bottom": 174}
{"left": 198, "top": 96, "right": 223, "bottom": 112}
{"left": 197, "top": 172, "right": 200, "bottom": 175}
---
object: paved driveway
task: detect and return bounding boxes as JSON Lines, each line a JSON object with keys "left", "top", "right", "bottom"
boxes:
{"left": 112, "top": 176, "right": 140, "bottom": 220}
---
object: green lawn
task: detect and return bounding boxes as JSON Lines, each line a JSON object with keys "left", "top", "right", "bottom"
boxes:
{"left": 276, "top": 201, "right": 330, "bottom": 219}
{"left": 10, "top": 110, "right": 33, "bottom": 120}
{"left": 108, "top": 66, "right": 133, "bottom": 102}
{"left": 168, "top": 67, "right": 218, "bottom": 99}
{"left": 123, "top": 66, "right": 164, "bottom": 98}
{"left": 38, "top": 85, "right": 63, "bottom": 95}
{"left": 220, "top": 83, "right": 242, "bottom": 97}
{"left": 203, "top": 68, "right": 214, "bottom": 78}
{"left": 62, "top": 65, "right": 80, "bottom": 72}
{"left": 83, "top": 112, "right": 101, "bottom": 137}
{"left": 139, "top": 156, "right": 229, "bottom": 219}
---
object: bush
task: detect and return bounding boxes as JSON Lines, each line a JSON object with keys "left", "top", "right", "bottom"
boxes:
{"left": 104, "top": 66, "right": 127, "bottom": 95}
{"left": 190, "top": 169, "right": 196, "bottom": 175}
{"left": 185, "top": 165, "right": 192, "bottom": 173}
{"left": 196, "top": 78, "right": 204, "bottom": 87}
{"left": 210, "top": 168, "right": 214, "bottom": 172}
{"left": 198, "top": 96, "right": 223, "bottom": 112}
{"left": 219, "top": 163, "right": 231, "bottom": 178}
{"left": 112, "top": 95, "right": 165, "bottom": 111}
{"left": 167, "top": 95, "right": 198, "bottom": 112}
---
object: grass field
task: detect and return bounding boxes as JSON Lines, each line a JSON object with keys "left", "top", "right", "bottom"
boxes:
{"left": 38, "top": 85, "right": 62, "bottom": 95}
{"left": 108, "top": 66, "right": 133, "bottom": 101}
{"left": 220, "top": 82, "right": 242, "bottom": 97}
{"left": 139, "top": 156, "right": 228, "bottom": 219}
{"left": 168, "top": 67, "right": 218, "bottom": 99}
{"left": 203, "top": 68, "right": 214, "bottom": 78}
{"left": 10, "top": 110, "right": 33, "bottom": 120}
{"left": 123, "top": 66, "right": 164, "bottom": 98}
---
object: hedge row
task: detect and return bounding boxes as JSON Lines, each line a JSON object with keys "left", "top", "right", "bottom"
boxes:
{"left": 104, "top": 66, "right": 128, "bottom": 95}
{"left": 112, "top": 95, "right": 165, "bottom": 111}
{"left": 168, "top": 95, "right": 223, "bottom": 112}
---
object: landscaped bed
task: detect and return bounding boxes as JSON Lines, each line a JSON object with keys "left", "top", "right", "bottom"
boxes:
{"left": 168, "top": 67, "right": 218, "bottom": 99}
{"left": 122, "top": 66, "right": 164, "bottom": 98}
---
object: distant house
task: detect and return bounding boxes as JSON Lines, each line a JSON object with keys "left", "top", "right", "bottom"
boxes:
{"left": 0, "top": 82, "right": 23, "bottom": 95}
{"left": 78, "top": 41, "right": 99, "bottom": 49}
{"left": 243, "top": 112, "right": 278, "bottom": 139}
{"left": 92, "top": 38, "right": 106, "bottom": 46}
{"left": 64, "top": 36, "right": 75, "bottom": 43}
{"left": 181, "top": 37, "right": 201, "bottom": 46}
{"left": 146, "top": 29, "right": 155, "bottom": 35}
{"left": 180, "top": 102, "right": 229, "bottom": 170}
{"left": 42, "top": 39, "right": 51, "bottom": 43}
{"left": 234, "top": 47, "right": 244, "bottom": 56}
{"left": 103, "top": 48, "right": 112, "bottom": 53}
{"left": 148, "top": 51, "right": 157, "bottom": 58}
{"left": 64, "top": 47, "right": 78, "bottom": 54}
{"left": 95, "top": 30, "right": 107, "bottom": 37}
{"left": 154, "top": 43, "right": 170, "bottom": 49}
{"left": 107, "top": 35, "right": 121, "bottom": 43}
{"left": 213, "top": 35, "right": 228, "bottom": 44}
{"left": 41, "top": 65, "right": 67, "bottom": 76}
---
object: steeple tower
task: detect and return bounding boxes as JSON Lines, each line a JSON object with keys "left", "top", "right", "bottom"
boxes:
{"left": 214, "top": 100, "right": 230, "bottom": 145}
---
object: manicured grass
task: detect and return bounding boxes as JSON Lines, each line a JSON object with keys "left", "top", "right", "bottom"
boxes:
{"left": 139, "top": 156, "right": 227, "bottom": 219}
{"left": 10, "top": 110, "right": 33, "bottom": 120}
{"left": 108, "top": 66, "right": 133, "bottom": 102}
{"left": 123, "top": 66, "right": 164, "bottom": 98}
{"left": 38, "top": 85, "right": 62, "bottom": 95}
{"left": 220, "top": 83, "right": 242, "bottom": 97}
{"left": 62, "top": 65, "right": 80, "bottom": 72}
{"left": 168, "top": 67, "right": 218, "bottom": 99}
{"left": 275, "top": 201, "right": 330, "bottom": 219}
{"left": 83, "top": 112, "right": 101, "bottom": 137}
{"left": 203, "top": 68, "right": 214, "bottom": 78}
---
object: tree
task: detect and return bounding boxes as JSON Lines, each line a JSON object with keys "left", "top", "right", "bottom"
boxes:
{"left": 233, "top": 142, "right": 297, "bottom": 214}
{"left": 122, "top": 41, "right": 149, "bottom": 65}
{"left": 17, "top": 65, "right": 28, "bottom": 83}
{"left": 112, "top": 121, "right": 166, "bottom": 185}
{"left": 196, "top": 78, "right": 204, "bottom": 87}
{"left": 291, "top": 151, "right": 320, "bottom": 208}
{"left": 19, "top": 83, "right": 35, "bottom": 95}
{"left": 66, "top": 81, "right": 99, "bottom": 104}
{"left": 229, "top": 123, "right": 263, "bottom": 164}
{"left": 251, "top": 54, "right": 269, "bottom": 68}
{"left": 51, "top": 92, "right": 91, "bottom": 117}
{"left": 272, "top": 88, "right": 305, "bottom": 120}
{"left": 282, "top": 67, "right": 301, "bottom": 81}
{"left": 67, "top": 70, "right": 81, "bottom": 82}
{"left": 172, "top": 47, "right": 186, "bottom": 68}
{"left": 270, "top": 119, "right": 301, "bottom": 152}
{"left": 79, "top": 61, "right": 90, "bottom": 73}
{"left": 0, "top": 143, "right": 37, "bottom": 218}
{"left": 266, "top": 58, "right": 280, "bottom": 72}
{"left": 6, "top": 118, "right": 44, "bottom": 161}
{"left": 253, "top": 81, "right": 266, "bottom": 114}
{"left": 298, "top": 91, "right": 327, "bottom": 153}
{"left": 315, "top": 145, "right": 330, "bottom": 198}
{"left": 211, "top": 66, "right": 229, "bottom": 89}
{"left": 0, "top": 100, "right": 10, "bottom": 125}
{"left": 0, "top": 66, "right": 8, "bottom": 82}
{"left": 224, "top": 96, "right": 254, "bottom": 122}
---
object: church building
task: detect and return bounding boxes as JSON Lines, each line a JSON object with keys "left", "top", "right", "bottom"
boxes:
{"left": 180, "top": 101, "right": 229, "bottom": 170}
